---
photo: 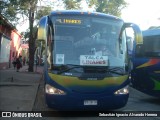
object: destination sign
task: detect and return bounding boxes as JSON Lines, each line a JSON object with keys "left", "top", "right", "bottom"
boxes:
{"left": 80, "top": 55, "right": 108, "bottom": 66}
{"left": 56, "top": 18, "right": 82, "bottom": 24}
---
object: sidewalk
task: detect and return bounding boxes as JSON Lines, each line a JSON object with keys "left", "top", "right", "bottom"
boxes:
{"left": 0, "top": 65, "right": 43, "bottom": 111}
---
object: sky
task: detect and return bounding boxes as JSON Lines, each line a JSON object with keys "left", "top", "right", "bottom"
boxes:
{"left": 16, "top": 0, "right": 160, "bottom": 32}
{"left": 121, "top": 0, "right": 160, "bottom": 30}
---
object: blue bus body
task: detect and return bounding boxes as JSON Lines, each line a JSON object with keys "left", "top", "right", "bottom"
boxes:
{"left": 45, "top": 72, "right": 129, "bottom": 110}
{"left": 37, "top": 10, "right": 143, "bottom": 110}
{"left": 131, "top": 29, "right": 160, "bottom": 98}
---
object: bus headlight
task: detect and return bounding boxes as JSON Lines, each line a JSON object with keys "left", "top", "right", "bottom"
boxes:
{"left": 114, "top": 86, "right": 129, "bottom": 95}
{"left": 45, "top": 84, "right": 66, "bottom": 95}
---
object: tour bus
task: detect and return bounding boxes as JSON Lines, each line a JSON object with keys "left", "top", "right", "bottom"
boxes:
{"left": 131, "top": 28, "right": 160, "bottom": 98}
{"left": 37, "top": 10, "right": 143, "bottom": 110}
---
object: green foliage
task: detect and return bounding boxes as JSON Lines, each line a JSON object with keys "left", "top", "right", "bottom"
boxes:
{"left": 62, "top": 0, "right": 127, "bottom": 17}
{"left": 64, "top": 0, "right": 81, "bottom": 9}
{"left": 23, "top": 26, "right": 37, "bottom": 39}
{"left": 0, "top": 18, "right": 5, "bottom": 25}
{"left": 148, "top": 26, "right": 160, "bottom": 29}
{"left": 35, "top": 6, "right": 52, "bottom": 20}
{"left": 1, "top": 1, "right": 17, "bottom": 26}
{"left": 87, "top": 0, "right": 128, "bottom": 17}
{"left": 0, "top": 0, "right": 31, "bottom": 25}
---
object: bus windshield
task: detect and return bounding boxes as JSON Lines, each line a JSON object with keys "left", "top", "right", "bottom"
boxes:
{"left": 51, "top": 16, "right": 126, "bottom": 67}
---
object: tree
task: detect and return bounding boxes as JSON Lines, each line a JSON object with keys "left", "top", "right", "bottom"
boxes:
{"left": 148, "top": 26, "right": 160, "bottom": 29}
{"left": 87, "top": 0, "right": 128, "bottom": 16}
{"left": 1, "top": 0, "right": 38, "bottom": 72}
{"left": 35, "top": 6, "right": 52, "bottom": 20}
{"left": 1, "top": 0, "right": 127, "bottom": 72}
{"left": 1, "top": 0, "right": 52, "bottom": 72}
{"left": 27, "top": 0, "right": 38, "bottom": 72}
{"left": 62, "top": 0, "right": 127, "bottom": 17}
{"left": 0, "top": 0, "right": 24, "bottom": 27}
{"left": 63, "top": 0, "right": 81, "bottom": 9}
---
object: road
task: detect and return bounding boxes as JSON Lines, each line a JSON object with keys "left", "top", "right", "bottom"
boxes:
{"left": 31, "top": 77, "right": 160, "bottom": 120}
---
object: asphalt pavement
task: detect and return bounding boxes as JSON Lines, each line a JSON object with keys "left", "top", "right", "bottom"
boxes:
{"left": 0, "top": 65, "right": 43, "bottom": 111}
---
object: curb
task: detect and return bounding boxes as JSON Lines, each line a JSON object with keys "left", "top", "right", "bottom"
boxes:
{"left": 32, "top": 74, "right": 44, "bottom": 111}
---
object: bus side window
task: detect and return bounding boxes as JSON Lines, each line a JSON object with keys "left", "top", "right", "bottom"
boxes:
{"left": 153, "top": 36, "right": 160, "bottom": 52}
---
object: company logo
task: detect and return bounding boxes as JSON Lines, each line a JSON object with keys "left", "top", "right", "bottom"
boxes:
{"left": 2, "top": 112, "right": 11, "bottom": 117}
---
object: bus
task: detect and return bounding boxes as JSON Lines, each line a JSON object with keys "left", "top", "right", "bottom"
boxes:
{"left": 37, "top": 10, "right": 143, "bottom": 110}
{"left": 131, "top": 28, "right": 160, "bottom": 98}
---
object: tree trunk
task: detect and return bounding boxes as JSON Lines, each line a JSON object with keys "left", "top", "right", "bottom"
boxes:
{"left": 28, "top": 8, "right": 35, "bottom": 72}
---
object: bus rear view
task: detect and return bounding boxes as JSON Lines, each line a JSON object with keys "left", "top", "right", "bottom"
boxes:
{"left": 131, "top": 29, "right": 160, "bottom": 98}
{"left": 37, "top": 10, "right": 143, "bottom": 110}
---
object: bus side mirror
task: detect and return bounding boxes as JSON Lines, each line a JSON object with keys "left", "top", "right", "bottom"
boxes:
{"left": 37, "top": 16, "right": 48, "bottom": 41}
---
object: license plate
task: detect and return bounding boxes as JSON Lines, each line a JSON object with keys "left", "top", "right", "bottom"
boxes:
{"left": 84, "top": 100, "right": 97, "bottom": 105}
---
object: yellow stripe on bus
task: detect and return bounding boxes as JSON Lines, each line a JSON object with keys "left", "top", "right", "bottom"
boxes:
{"left": 48, "top": 73, "right": 128, "bottom": 88}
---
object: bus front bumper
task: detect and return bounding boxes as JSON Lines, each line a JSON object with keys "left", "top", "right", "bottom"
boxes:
{"left": 45, "top": 93, "right": 129, "bottom": 110}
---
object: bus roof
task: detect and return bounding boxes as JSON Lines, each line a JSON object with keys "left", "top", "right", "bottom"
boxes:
{"left": 50, "top": 10, "right": 122, "bottom": 21}
{"left": 142, "top": 29, "right": 160, "bottom": 36}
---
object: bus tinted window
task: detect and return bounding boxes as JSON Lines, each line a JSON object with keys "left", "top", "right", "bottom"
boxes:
{"left": 142, "top": 35, "right": 160, "bottom": 57}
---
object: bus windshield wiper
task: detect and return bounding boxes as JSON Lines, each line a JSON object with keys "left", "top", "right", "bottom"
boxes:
{"left": 57, "top": 65, "right": 125, "bottom": 75}
{"left": 57, "top": 64, "right": 83, "bottom": 74}
{"left": 107, "top": 67, "right": 125, "bottom": 75}
{"left": 90, "top": 66, "right": 125, "bottom": 75}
